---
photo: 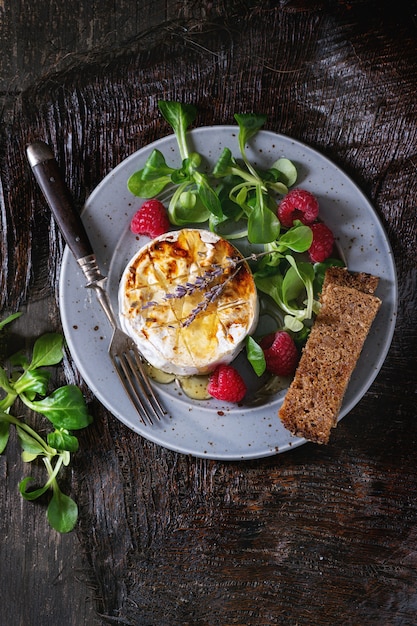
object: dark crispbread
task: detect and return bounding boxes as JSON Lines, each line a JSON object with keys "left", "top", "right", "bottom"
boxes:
{"left": 278, "top": 267, "right": 382, "bottom": 444}
{"left": 321, "top": 266, "right": 380, "bottom": 295}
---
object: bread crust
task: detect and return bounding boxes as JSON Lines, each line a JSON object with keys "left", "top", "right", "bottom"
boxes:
{"left": 321, "top": 266, "right": 380, "bottom": 294}
{"left": 278, "top": 268, "right": 382, "bottom": 444}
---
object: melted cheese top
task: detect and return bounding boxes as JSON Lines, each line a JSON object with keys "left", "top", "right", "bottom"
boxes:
{"left": 118, "top": 229, "right": 259, "bottom": 375}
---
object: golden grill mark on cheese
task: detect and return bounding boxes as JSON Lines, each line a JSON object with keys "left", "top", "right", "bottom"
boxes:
{"left": 119, "top": 229, "right": 259, "bottom": 376}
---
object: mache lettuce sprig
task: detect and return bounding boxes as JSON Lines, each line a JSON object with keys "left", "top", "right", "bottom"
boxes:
{"left": 0, "top": 313, "right": 92, "bottom": 533}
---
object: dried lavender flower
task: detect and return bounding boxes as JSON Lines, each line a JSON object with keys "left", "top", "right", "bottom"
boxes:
{"left": 139, "top": 250, "right": 265, "bottom": 324}
{"left": 142, "top": 263, "right": 227, "bottom": 310}
{"left": 141, "top": 300, "right": 159, "bottom": 310}
{"left": 182, "top": 266, "right": 242, "bottom": 327}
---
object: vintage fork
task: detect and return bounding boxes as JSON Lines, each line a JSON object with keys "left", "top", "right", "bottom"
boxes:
{"left": 26, "top": 140, "right": 166, "bottom": 426}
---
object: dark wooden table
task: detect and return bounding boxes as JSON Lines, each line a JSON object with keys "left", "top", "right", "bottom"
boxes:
{"left": 1, "top": 1, "right": 417, "bottom": 624}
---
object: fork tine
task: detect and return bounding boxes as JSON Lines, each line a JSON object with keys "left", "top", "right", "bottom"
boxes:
{"left": 112, "top": 353, "right": 154, "bottom": 425}
{"left": 112, "top": 348, "right": 165, "bottom": 426}
{"left": 127, "top": 345, "right": 166, "bottom": 416}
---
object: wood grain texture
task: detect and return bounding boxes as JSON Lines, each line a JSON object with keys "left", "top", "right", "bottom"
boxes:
{"left": 1, "top": 0, "right": 417, "bottom": 624}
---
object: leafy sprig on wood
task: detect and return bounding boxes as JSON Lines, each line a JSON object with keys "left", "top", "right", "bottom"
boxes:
{"left": 0, "top": 313, "right": 92, "bottom": 533}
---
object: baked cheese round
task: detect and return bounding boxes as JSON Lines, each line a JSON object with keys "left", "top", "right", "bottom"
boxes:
{"left": 118, "top": 228, "right": 259, "bottom": 376}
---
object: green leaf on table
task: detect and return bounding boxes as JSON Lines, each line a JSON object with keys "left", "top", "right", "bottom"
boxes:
{"left": 47, "top": 488, "right": 78, "bottom": 533}
{"left": 8, "top": 350, "right": 30, "bottom": 369}
{"left": 13, "top": 368, "right": 50, "bottom": 397}
{"left": 16, "top": 425, "right": 47, "bottom": 456}
{"left": 0, "top": 312, "right": 22, "bottom": 330}
{"left": 47, "top": 429, "right": 79, "bottom": 453}
{"left": 21, "top": 451, "right": 41, "bottom": 462}
{"left": 29, "top": 333, "right": 64, "bottom": 369}
{"left": 22, "top": 385, "right": 92, "bottom": 430}
{"left": 0, "top": 367, "right": 15, "bottom": 395}
{"left": 19, "top": 476, "right": 50, "bottom": 501}
{"left": 0, "top": 420, "right": 10, "bottom": 454}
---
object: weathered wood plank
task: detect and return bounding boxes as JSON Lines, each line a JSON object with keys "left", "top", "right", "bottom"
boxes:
{"left": 1, "top": 1, "right": 417, "bottom": 624}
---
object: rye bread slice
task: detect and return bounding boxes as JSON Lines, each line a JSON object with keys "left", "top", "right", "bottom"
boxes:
{"left": 322, "top": 266, "right": 380, "bottom": 295}
{"left": 278, "top": 268, "right": 382, "bottom": 444}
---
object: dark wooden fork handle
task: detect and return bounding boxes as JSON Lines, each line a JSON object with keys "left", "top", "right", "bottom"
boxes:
{"left": 26, "top": 140, "right": 93, "bottom": 262}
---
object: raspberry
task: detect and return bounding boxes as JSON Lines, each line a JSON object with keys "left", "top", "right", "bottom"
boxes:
{"left": 277, "top": 188, "right": 319, "bottom": 228}
{"left": 308, "top": 222, "right": 335, "bottom": 263}
{"left": 260, "top": 331, "right": 299, "bottom": 377}
{"left": 207, "top": 364, "right": 247, "bottom": 403}
{"left": 130, "top": 199, "right": 170, "bottom": 238}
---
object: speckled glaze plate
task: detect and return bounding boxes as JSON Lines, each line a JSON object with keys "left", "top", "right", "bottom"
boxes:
{"left": 59, "top": 127, "right": 397, "bottom": 460}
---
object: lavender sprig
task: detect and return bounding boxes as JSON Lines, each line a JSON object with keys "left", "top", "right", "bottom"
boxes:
{"left": 182, "top": 266, "right": 242, "bottom": 327}
{"left": 140, "top": 250, "right": 274, "bottom": 323}
{"left": 163, "top": 264, "right": 224, "bottom": 300}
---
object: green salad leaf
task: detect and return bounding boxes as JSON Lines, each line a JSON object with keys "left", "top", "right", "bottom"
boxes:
{"left": 0, "top": 317, "right": 92, "bottom": 533}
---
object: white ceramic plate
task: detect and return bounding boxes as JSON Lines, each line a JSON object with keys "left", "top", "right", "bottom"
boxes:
{"left": 59, "top": 127, "right": 397, "bottom": 460}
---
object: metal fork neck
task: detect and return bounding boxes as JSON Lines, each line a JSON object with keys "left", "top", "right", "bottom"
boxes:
{"left": 77, "top": 254, "right": 118, "bottom": 329}
{"left": 77, "top": 254, "right": 105, "bottom": 284}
